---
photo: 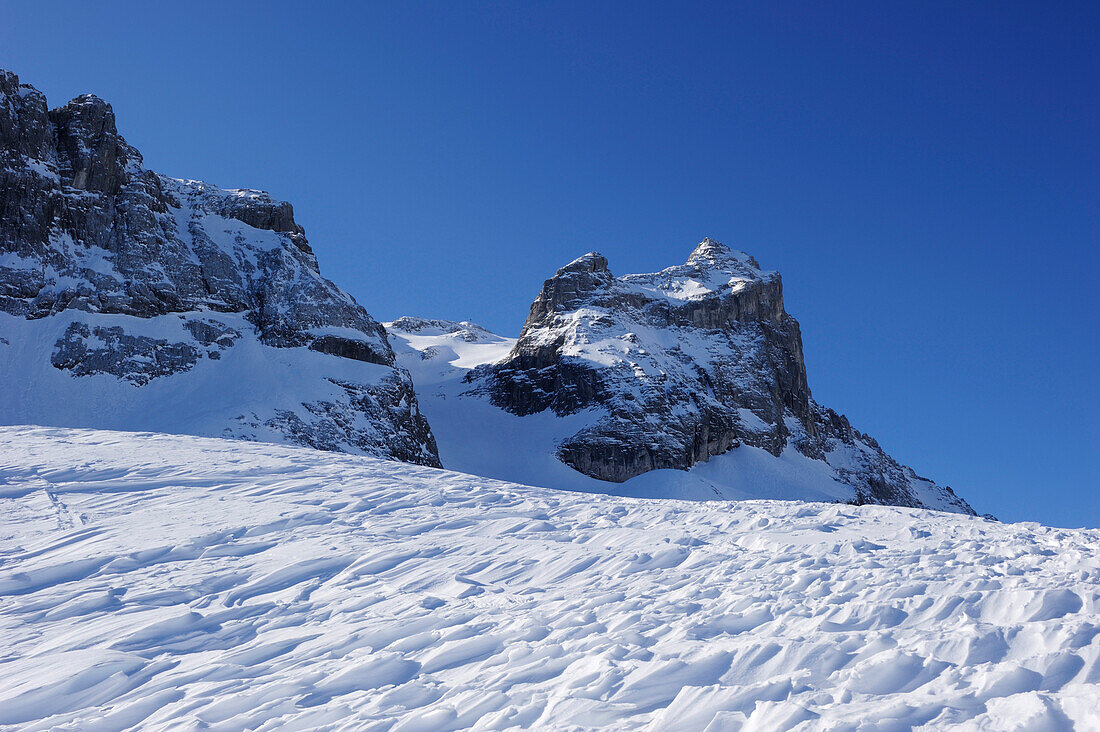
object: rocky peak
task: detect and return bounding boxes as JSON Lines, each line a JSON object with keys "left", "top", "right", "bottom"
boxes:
{"left": 525, "top": 251, "right": 617, "bottom": 323}
{"left": 559, "top": 251, "right": 610, "bottom": 274}
{"left": 622, "top": 238, "right": 777, "bottom": 311}
{"left": 0, "top": 71, "right": 51, "bottom": 159}
{"left": 0, "top": 68, "right": 18, "bottom": 93}
{"left": 0, "top": 69, "right": 440, "bottom": 467}
{"left": 49, "top": 93, "right": 140, "bottom": 193}
{"left": 685, "top": 237, "right": 762, "bottom": 272}
{"left": 478, "top": 242, "right": 975, "bottom": 514}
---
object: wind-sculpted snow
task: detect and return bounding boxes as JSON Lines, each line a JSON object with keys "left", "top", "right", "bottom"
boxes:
{"left": 1, "top": 426, "right": 1096, "bottom": 730}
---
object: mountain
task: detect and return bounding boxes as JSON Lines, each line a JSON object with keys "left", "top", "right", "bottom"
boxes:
{"left": 0, "top": 66, "right": 976, "bottom": 514}
{"left": 2, "top": 425, "right": 1095, "bottom": 729}
{"left": 388, "top": 242, "right": 976, "bottom": 513}
{"left": 0, "top": 69, "right": 439, "bottom": 465}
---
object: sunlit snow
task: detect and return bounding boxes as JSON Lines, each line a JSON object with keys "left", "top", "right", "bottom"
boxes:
{"left": 1, "top": 426, "right": 1096, "bottom": 729}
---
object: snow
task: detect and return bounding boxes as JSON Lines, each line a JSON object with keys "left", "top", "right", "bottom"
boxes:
{"left": 0, "top": 310, "right": 394, "bottom": 447}
{"left": 21, "top": 156, "right": 59, "bottom": 181}
{"left": 620, "top": 239, "right": 774, "bottom": 302}
{"left": 163, "top": 183, "right": 288, "bottom": 267}
{"left": 389, "top": 320, "right": 514, "bottom": 371}
{"left": 622, "top": 267, "right": 760, "bottom": 302}
{"left": 385, "top": 321, "right": 918, "bottom": 505}
{"left": 0, "top": 425, "right": 1096, "bottom": 729}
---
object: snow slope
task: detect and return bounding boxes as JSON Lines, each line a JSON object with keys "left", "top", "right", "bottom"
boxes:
{"left": 386, "top": 318, "right": 964, "bottom": 510}
{"left": 1, "top": 425, "right": 1096, "bottom": 730}
{"left": 0, "top": 310, "right": 415, "bottom": 452}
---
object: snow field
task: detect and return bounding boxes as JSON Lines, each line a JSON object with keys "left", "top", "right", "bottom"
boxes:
{"left": 0, "top": 426, "right": 1097, "bottom": 730}
{"left": 0, "top": 310, "right": 397, "bottom": 451}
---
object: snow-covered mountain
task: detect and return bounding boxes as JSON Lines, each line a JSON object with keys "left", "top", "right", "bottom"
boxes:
{"left": 0, "top": 70, "right": 438, "bottom": 465}
{"left": 1, "top": 426, "right": 1095, "bottom": 729}
{"left": 387, "top": 242, "right": 976, "bottom": 514}
{"left": 0, "top": 66, "right": 976, "bottom": 514}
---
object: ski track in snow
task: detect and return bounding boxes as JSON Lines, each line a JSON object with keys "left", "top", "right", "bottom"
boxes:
{"left": 0, "top": 426, "right": 1097, "bottom": 730}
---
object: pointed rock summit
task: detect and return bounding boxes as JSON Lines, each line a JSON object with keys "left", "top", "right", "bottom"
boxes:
{"left": 560, "top": 251, "right": 610, "bottom": 273}
{"left": 685, "top": 237, "right": 762, "bottom": 271}
{"left": 524, "top": 251, "right": 616, "bottom": 321}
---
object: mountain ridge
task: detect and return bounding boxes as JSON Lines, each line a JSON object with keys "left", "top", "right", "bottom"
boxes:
{"left": 2, "top": 67, "right": 977, "bottom": 515}
{"left": 0, "top": 68, "right": 439, "bottom": 465}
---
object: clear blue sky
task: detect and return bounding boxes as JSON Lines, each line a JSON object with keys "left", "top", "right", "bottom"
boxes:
{"left": 3, "top": 1, "right": 1096, "bottom": 527}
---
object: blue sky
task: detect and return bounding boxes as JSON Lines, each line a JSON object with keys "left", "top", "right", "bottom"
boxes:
{"left": 3, "top": 1, "right": 1096, "bottom": 527}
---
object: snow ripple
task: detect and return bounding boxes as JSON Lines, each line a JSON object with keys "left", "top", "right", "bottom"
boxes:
{"left": 0, "top": 426, "right": 1096, "bottom": 730}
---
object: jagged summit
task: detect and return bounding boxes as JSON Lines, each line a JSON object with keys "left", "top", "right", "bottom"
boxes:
{"left": 559, "top": 251, "right": 610, "bottom": 274}
{"left": 686, "top": 236, "right": 762, "bottom": 270}
{"left": 471, "top": 242, "right": 976, "bottom": 514}
{"left": 0, "top": 69, "right": 439, "bottom": 465}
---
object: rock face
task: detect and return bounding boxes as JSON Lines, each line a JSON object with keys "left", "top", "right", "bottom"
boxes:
{"left": 0, "top": 69, "right": 439, "bottom": 466}
{"left": 479, "top": 240, "right": 975, "bottom": 513}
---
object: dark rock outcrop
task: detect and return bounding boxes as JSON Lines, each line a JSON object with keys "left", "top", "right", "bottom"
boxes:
{"left": 308, "top": 335, "right": 393, "bottom": 366}
{"left": 477, "top": 239, "right": 975, "bottom": 513}
{"left": 51, "top": 322, "right": 200, "bottom": 385}
{"left": 0, "top": 69, "right": 439, "bottom": 467}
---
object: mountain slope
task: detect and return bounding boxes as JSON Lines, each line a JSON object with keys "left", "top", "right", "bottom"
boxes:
{"left": 387, "top": 242, "right": 976, "bottom": 513}
{"left": 0, "top": 69, "right": 438, "bottom": 465}
{"left": 0, "top": 425, "right": 1096, "bottom": 730}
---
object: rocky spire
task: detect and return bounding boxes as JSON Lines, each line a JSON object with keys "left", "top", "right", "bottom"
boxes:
{"left": 524, "top": 250, "right": 616, "bottom": 323}
{"left": 49, "top": 94, "right": 140, "bottom": 194}
{"left": 558, "top": 251, "right": 609, "bottom": 274}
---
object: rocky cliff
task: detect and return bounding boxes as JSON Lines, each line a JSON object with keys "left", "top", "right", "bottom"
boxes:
{"left": 0, "top": 69, "right": 439, "bottom": 465}
{"left": 476, "top": 240, "right": 975, "bottom": 513}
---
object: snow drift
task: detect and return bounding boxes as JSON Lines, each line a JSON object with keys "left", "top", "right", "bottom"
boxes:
{"left": 1, "top": 426, "right": 1095, "bottom": 729}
